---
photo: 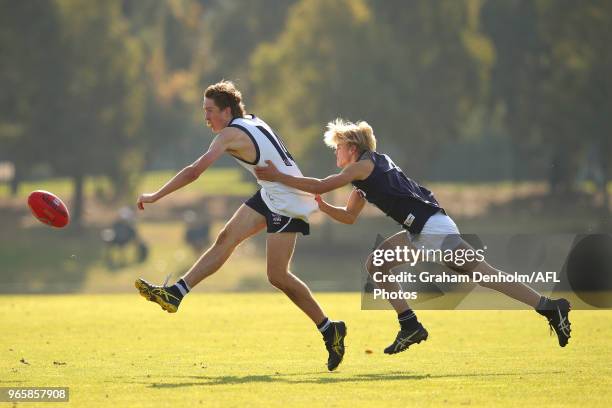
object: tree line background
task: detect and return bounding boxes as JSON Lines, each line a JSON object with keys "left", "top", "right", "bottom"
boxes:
{"left": 1, "top": 0, "right": 611, "bottom": 225}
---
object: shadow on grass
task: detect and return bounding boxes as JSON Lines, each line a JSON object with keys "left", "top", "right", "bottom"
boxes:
{"left": 124, "top": 370, "right": 564, "bottom": 388}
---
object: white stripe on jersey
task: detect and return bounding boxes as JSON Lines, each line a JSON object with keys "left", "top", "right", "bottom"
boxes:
{"left": 228, "top": 115, "right": 317, "bottom": 220}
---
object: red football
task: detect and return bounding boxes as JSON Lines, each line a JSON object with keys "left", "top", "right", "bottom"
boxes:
{"left": 27, "top": 190, "right": 70, "bottom": 228}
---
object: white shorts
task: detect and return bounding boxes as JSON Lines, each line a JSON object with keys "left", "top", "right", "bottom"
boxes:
{"left": 260, "top": 186, "right": 317, "bottom": 221}
{"left": 407, "top": 211, "right": 461, "bottom": 251}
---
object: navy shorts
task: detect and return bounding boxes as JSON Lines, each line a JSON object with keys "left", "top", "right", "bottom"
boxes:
{"left": 245, "top": 190, "right": 310, "bottom": 235}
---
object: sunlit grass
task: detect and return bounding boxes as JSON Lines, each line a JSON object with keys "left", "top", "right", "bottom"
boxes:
{"left": 1, "top": 294, "right": 610, "bottom": 407}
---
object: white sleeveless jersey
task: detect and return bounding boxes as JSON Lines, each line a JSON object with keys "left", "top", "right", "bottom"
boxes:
{"left": 228, "top": 115, "right": 317, "bottom": 220}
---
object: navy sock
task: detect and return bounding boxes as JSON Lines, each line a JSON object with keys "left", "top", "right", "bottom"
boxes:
{"left": 535, "top": 296, "right": 552, "bottom": 316}
{"left": 317, "top": 317, "right": 332, "bottom": 336}
{"left": 172, "top": 279, "right": 191, "bottom": 298}
{"left": 398, "top": 309, "right": 419, "bottom": 331}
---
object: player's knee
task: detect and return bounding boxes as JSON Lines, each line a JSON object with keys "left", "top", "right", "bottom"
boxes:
{"left": 267, "top": 272, "right": 288, "bottom": 290}
{"left": 268, "top": 276, "right": 285, "bottom": 290}
{"left": 366, "top": 251, "right": 393, "bottom": 275}
{"left": 213, "top": 227, "right": 236, "bottom": 249}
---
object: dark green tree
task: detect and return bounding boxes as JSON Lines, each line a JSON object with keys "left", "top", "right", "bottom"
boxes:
{"left": 482, "top": 0, "right": 612, "bottom": 216}
{"left": 201, "top": 0, "right": 298, "bottom": 94}
{"left": 250, "top": 0, "right": 483, "bottom": 178}
{"left": 0, "top": 0, "right": 66, "bottom": 194}
{"left": 51, "top": 0, "right": 147, "bottom": 224}
{"left": 121, "top": 0, "right": 213, "bottom": 167}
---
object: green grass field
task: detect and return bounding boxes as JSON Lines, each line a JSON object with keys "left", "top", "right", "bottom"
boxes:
{"left": 2, "top": 294, "right": 611, "bottom": 407}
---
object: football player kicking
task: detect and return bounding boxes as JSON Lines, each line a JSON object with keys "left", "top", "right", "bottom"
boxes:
{"left": 255, "top": 118, "right": 571, "bottom": 354}
{"left": 135, "top": 81, "right": 346, "bottom": 371}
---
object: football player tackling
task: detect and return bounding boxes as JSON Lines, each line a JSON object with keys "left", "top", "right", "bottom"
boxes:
{"left": 255, "top": 118, "right": 571, "bottom": 354}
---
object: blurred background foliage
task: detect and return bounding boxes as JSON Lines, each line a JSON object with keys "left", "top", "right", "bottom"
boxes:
{"left": 2, "top": 0, "right": 611, "bottom": 223}
{"left": 1, "top": 0, "right": 611, "bottom": 292}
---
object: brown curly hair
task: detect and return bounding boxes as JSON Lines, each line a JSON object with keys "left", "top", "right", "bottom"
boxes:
{"left": 204, "top": 80, "right": 246, "bottom": 118}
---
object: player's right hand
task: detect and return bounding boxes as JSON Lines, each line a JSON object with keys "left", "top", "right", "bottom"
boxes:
{"left": 254, "top": 160, "right": 281, "bottom": 181}
{"left": 314, "top": 194, "right": 324, "bottom": 208}
{"left": 136, "top": 193, "right": 157, "bottom": 210}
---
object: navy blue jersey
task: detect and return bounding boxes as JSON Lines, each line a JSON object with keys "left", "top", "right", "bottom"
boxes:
{"left": 352, "top": 151, "right": 444, "bottom": 233}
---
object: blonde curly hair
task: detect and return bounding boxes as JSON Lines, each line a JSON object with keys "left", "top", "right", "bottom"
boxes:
{"left": 323, "top": 118, "right": 377, "bottom": 153}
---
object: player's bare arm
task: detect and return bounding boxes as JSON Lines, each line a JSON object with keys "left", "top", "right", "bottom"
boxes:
{"left": 137, "top": 131, "right": 236, "bottom": 210}
{"left": 315, "top": 188, "right": 366, "bottom": 224}
{"left": 255, "top": 159, "right": 373, "bottom": 194}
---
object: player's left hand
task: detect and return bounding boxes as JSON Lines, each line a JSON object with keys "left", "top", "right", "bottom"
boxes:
{"left": 255, "top": 160, "right": 281, "bottom": 181}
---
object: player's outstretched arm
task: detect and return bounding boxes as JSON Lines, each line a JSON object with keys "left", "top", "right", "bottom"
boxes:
{"left": 255, "top": 160, "right": 370, "bottom": 194}
{"left": 315, "top": 188, "right": 366, "bottom": 224}
{"left": 137, "top": 133, "right": 230, "bottom": 210}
